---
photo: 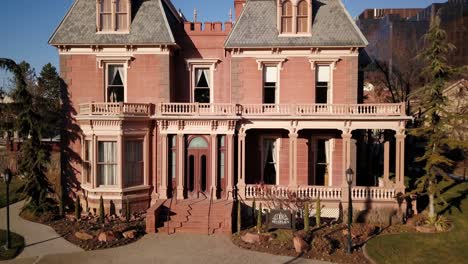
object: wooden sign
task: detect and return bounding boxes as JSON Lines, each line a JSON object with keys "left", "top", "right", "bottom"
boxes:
{"left": 267, "top": 209, "right": 294, "bottom": 230}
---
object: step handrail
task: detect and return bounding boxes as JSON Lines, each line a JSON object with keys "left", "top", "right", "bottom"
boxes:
{"left": 207, "top": 187, "right": 214, "bottom": 236}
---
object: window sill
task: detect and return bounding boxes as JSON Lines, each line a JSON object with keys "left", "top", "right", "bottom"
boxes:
{"left": 96, "top": 31, "right": 130, "bottom": 35}
{"left": 278, "top": 33, "right": 312, "bottom": 37}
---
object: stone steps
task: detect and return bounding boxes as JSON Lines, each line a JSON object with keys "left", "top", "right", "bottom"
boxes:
{"left": 147, "top": 198, "right": 233, "bottom": 235}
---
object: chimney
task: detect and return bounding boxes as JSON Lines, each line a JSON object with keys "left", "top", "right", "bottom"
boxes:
{"left": 234, "top": 0, "right": 246, "bottom": 20}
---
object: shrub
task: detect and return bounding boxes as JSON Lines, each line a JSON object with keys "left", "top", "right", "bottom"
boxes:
{"left": 257, "top": 203, "right": 262, "bottom": 233}
{"left": 74, "top": 196, "right": 81, "bottom": 220}
{"left": 426, "top": 215, "right": 450, "bottom": 231}
{"left": 303, "top": 202, "right": 310, "bottom": 232}
{"left": 125, "top": 198, "right": 131, "bottom": 222}
{"left": 99, "top": 196, "right": 105, "bottom": 223}
{"left": 316, "top": 197, "right": 321, "bottom": 227}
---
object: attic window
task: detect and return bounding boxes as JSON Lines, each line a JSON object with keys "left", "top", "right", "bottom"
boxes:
{"left": 281, "top": 1, "right": 293, "bottom": 33}
{"left": 97, "top": 0, "right": 131, "bottom": 32}
{"left": 278, "top": 0, "right": 311, "bottom": 35}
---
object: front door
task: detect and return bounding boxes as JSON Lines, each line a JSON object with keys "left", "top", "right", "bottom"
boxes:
{"left": 186, "top": 137, "right": 210, "bottom": 198}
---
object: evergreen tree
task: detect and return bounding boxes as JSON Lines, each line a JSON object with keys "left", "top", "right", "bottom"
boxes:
{"left": 411, "top": 16, "right": 467, "bottom": 219}
{"left": 37, "top": 63, "right": 60, "bottom": 138}
{"left": 0, "top": 58, "right": 55, "bottom": 214}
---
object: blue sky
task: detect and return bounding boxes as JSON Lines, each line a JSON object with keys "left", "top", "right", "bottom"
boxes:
{"left": 0, "top": 0, "right": 446, "bottom": 83}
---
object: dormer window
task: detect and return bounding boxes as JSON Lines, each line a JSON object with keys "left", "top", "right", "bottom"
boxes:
{"left": 297, "top": 1, "right": 308, "bottom": 33}
{"left": 97, "top": 0, "right": 131, "bottom": 32}
{"left": 278, "top": 0, "right": 311, "bottom": 35}
{"left": 281, "top": 1, "right": 293, "bottom": 33}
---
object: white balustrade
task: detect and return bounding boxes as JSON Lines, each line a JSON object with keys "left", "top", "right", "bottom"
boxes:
{"left": 351, "top": 187, "right": 396, "bottom": 201}
{"left": 297, "top": 186, "right": 342, "bottom": 200}
{"left": 79, "top": 103, "right": 151, "bottom": 116}
{"left": 245, "top": 185, "right": 342, "bottom": 200}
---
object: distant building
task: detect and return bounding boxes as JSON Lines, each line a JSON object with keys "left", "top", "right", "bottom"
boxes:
{"left": 357, "top": 0, "right": 468, "bottom": 79}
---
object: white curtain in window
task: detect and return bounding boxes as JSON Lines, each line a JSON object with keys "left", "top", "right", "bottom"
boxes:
{"left": 203, "top": 69, "right": 210, "bottom": 87}
{"left": 117, "top": 66, "right": 125, "bottom": 84}
{"left": 99, "top": 142, "right": 116, "bottom": 186}
{"left": 263, "top": 140, "right": 271, "bottom": 174}
{"left": 264, "top": 66, "right": 278, "bottom": 82}
{"left": 271, "top": 139, "right": 277, "bottom": 171}
{"left": 317, "top": 65, "right": 330, "bottom": 82}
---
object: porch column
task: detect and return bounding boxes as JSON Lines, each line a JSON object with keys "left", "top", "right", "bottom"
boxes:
{"left": 160, "top": 134, "right": 168, "bottom": 199}
{"left": 176, "top": 134, "right": 185, "bottom": 200}
{"left": 237, "top": 132, "right": 246, "bottom": 199}
{"left": 395, "top": 131, "right": 406, "bottom": 190}
{"left": 151, "top": 126, "right": 158, "bottom": 203}
{"left": 92, "top": 134, "right": 97, "bottom": 189}
{"left": 226, "top": 134, "right": 234, "bottom": 200}
{"left": 383, "top": 141, "right": 390, "bottom": 185}
{"left": 288, "top": 132, "right": 298, "bottom": 188}
{"left": 341, "top": 130, "right": 353, "bottom": 203}
{"left": 210, "top": 134, "right": 217, "bottom": 197}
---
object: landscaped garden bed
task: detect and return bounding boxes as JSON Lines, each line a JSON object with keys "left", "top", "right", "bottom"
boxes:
{"left": 232, "top": 222, "right": 414, "bottom": 264}
{"left": 21, "top": 210, "right": 147, "bottom": 251}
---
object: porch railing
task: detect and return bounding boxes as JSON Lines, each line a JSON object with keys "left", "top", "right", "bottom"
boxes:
{"left": 78, "top": 102, "right": 151, "bottom": 117}
{"left": 245, "top": 184, "right": 397, "bottom": 202}
{"left": 351, "top": 187, "right": 397, "bottom": 201}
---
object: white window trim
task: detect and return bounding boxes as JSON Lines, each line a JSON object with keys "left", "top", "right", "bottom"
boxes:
{"left": 186, "top": 59, "right": 220, "bottom": 104}
{"left": 104, "top": 62, "right": 128, "bottom": 103}
{"left": 257, "top": 58, "right": 286, "bottom": 105}
{"left": 123, "top": 138, "right": 145, "bottom": 187}
{"left": 259, "top": 135, "right": 281, "bottom": 185}
{"left": 309, "top": 58, "right": 339, "bottom": 104}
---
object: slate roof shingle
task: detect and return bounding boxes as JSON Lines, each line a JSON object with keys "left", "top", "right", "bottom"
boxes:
{"left": 49, "top": 0, "right": 175, "bottom": 45}
{"left": 225, "top": 0, "right": 368, "bottom": 48}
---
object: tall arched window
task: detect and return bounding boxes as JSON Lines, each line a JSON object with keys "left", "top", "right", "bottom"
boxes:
{"left": 100, "top": 0, "right": 113, "bottom": 31}
{"left": 281, "top": 1, "right": 293, "bottom": 33}
{"left": 297, "top": 0, "right": 308, "bottom": 33}
{"left": 98, "top": 0, "right": 130, "bottom": 32}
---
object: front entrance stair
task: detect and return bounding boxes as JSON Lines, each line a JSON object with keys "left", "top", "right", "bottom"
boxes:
{"left": 146, "top": 198, "right": 233, "bottom": 235}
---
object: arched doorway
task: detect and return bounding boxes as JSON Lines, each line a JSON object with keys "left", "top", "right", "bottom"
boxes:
{"left": 186, "top": 136, "right": 210, "bottom": 198}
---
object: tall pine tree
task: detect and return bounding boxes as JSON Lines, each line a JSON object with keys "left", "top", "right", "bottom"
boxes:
{"left": 411, "top": 16, "right": 467, "bottom": 219}
{"left": 0, "top": 58, "right": 55, "bottom": 214}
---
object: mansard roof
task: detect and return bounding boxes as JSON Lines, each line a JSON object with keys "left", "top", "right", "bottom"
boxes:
{"left": 49, "top": 0, "right": 176, "bottom": 46}
{"left": 225, "top": 0, "right": 368, "bottom": 48}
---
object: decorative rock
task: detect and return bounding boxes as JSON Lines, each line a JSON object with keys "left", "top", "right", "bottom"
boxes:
{"left": 241, "top": 232, "right": 261, "bottom": 244}
{"left": 123, "top": 230, "right": 137, "bottom": 239}
{"left": 293, "top": 236, "right": 310, "bottom": 253}
{"left": 98, "top": 231, "right": 116, "bottom": 243}
{"left": 75, "top": 231, "right": 93, "bottom": 241}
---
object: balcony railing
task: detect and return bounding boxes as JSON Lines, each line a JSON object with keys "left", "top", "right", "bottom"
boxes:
{"left": 78, "top": 102, "right": 406, "bottom": 118}
{"left": 78, "top": 103, "right": 151, "bottom": 117}
{"left": 156, "top": 103, "right": 406, "bottom": 117}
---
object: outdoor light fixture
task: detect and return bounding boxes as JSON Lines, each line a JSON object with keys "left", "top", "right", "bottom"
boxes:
{"left": 345, "top": 167, "right": 354, "bottom": 254}
{"left": 3, "top": 168, "right": 13, "bottom": 250}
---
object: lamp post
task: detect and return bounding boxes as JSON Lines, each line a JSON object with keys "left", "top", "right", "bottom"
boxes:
{"left": 346, "top": 168, "right": 354, "bottom": 254}
{"left": 3, "top": 168, "right": 13, "bottom": 250}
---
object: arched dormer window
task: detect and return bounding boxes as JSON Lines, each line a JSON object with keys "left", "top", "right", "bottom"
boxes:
{"left": 97, "top": 0, "right": 131, "bottom": 33}
{"left": 278, "top": 0, "right": 311, "bottom": 35}
{"left": 297, "top": 0, "right": 308, "bottom": 33}
{"left": 281, "top": 1, "right": 293, "bottom": 33}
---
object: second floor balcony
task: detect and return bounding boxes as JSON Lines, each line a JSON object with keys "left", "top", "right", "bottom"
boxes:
{"left": 77, "top": 102, "right": 408, "bottom": 120}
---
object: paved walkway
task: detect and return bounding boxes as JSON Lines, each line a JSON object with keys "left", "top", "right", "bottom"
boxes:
{"left": 1, "top": 202, "right": 332, "bottom": 264}
{"left": 0, "top": 202, "right": 83, "bottom": 259}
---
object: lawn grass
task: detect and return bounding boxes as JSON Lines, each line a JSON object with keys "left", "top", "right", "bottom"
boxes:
{"left": 0, "top": 230, "right": 25, "bottom": 260}
{"left": 0, "top": 176, "right": 25, "bottom": 208}
{"left": 366, "top": 182, "right": 468, "bottom": 264}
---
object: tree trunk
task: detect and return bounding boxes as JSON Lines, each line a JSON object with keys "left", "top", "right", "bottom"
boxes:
{"left": 429, "top": 193, "right": 435, "bottom": 218}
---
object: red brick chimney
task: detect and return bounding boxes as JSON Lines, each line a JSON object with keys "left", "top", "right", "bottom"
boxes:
{"left": 234, "top": 0, "right": 246, "bottom": 20}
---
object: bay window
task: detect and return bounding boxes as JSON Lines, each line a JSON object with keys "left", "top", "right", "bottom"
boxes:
{"left": 83, "top": 140, "right": 92, "bottom": 184}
